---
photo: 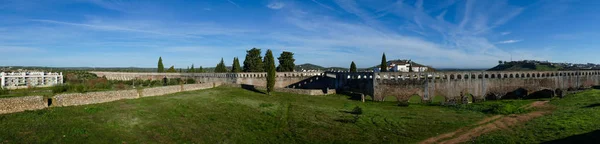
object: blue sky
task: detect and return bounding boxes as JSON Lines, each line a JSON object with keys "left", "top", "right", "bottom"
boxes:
{"left": 0, "top": 0, "right": 597, "bottom": 69}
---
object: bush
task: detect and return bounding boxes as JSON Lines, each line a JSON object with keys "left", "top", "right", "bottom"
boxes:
{"left": 351, "top": 106, "right": 363, "bottom": 115}
{"left": 51, "top": 84, "right": 69, "bottom": 94}
{"left": 185, "top": 78, "right": 196, "bottom": 84}
{"left": 74, "top": 84, "right": 87, "bottom": 93}
{"left": 0, "top": 88, "right": 9, "bottom": 95}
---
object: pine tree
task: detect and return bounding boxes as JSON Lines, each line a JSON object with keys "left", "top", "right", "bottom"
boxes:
{"left": 380, "top": 53, "right": 388, "bottom": 72}
{"left": 232, "top": 57, "right": 242, "bottom": 73}
{"left": 350, "top": 61, "right": 357, "bottom": 72}
{"left": 265, "top": 49, "right": 276, "bottom": 95}
{"left": 190, "top": 64, "right": 195, "bottom": 73}
{"left": 167, "top": 66, "right": 176, "bottom": 73}
{"left": 243, "top": 48, "right": 264, "bottom": 72}
{"left": 215, "top": 58, "right": 228, "bottom": 73}
{"left": 186, "top": 66, "right": 190, "bottom": 73}
{"left": 277, "top": 51, "right": 295, "bottom": 72}
{"left": 157, "top": 57, "right": 165, "bottom": 73}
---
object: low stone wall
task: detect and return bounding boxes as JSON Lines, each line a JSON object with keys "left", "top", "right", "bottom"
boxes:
{"left": 0, "top": 83, "right": 222, "bottom": 115}
{"left": 142, "top": 85, "right": 182, "bottom": 97}
{"left": 53, "top": 89, "right": 139, "bottom": 107}
{"left": 0, "top": 96, "right": 47, "bottom": 114}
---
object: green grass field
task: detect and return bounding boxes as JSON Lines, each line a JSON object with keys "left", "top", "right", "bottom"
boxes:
{"left": 471, "top": 89, "right": 600, "bottom": 143}
{"left": 0, "top": 86, "right": 488, "bottom": 143}
{"left": 1, "top": 86, "right": 599, "bottom": 143}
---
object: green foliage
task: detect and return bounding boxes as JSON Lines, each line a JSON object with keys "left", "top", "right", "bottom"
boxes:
{"left": 380, "top": 53, "right": 387, "bottom": 72}
{"left": 0, "top": 88, "right": 9, "bottom": 95}
{"left": 74, "top": 84, "right": 87, "bottom": 93}
{"left": 350, "top": 61, "right": 357, "bottom": 72}
{"left": 265, "top": 49, "right": 276, "bottom": 95}
{"left": 189, "top": 64, "right": 195, "bottom": 73}
{"left": 185, "top": 78, "right": 196, "bottom": 84}
{"left": 197, "top": 66, "right": 204, "bottom": 73}
{"left": 158, "top": 57, "right": 164, "bottom": 73}
{"left": 243, "top": 48, "right": 264, "bottom": 72}
{"left": 351, "top": 106, "right": 363, "bottom": 115}
{"left": 51, "top": 84, "right": 69, "bottom": 94}
{"left": 232, "top": 57, "right": 242, "bottom": 73}
{"left": 214, "top": 58, "right": 228, "bottom": 73}
{"left": 276, "top": 51, "right": 295, "bottom": 72}
{"left": 166, "top": 66, "right": 176, "bottom": 73}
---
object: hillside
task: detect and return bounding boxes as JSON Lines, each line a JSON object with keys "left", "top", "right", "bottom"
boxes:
{"left": 488, "top": 62, "right": 562, "bottom": 71}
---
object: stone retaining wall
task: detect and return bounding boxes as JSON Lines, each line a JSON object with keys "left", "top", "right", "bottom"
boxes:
{"left": 0, "top": 83, "right": 221, "bottom": 115}
{"left": 53, "top": 89, "right": 139, "bottom": 107}
{"left": 0, "top": 96, "right": 47, "bottom": 114}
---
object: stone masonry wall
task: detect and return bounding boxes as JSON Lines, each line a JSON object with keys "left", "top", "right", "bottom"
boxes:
{"left": 0, "top": 96, "right": 47, "bottom": 114}
{"left": 0, "top": 83, "right": 221, "bottom": 115}
{"left": 53, "top": 89, "right": 139, "bottom": 107}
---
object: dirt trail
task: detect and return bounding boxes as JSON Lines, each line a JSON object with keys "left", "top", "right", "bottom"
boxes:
{"left": 420, "top": 101, "right": 552, "bottom": 144}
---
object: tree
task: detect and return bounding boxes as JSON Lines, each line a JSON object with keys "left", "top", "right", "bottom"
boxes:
{"left": 190, "top": 64, "right": 195, "bottom": 73}
{"left": 232, "top": 57, "right": 242, "bottom": 73}
{"left": 380, "top": 53, "right": 388, "bottom": 72}
{"left": 158, "top": 57, "right": 165, "bottom": 72}
{"left": 166, "top": 66, "right": 176, "bottom": 73}
{"left": 215, "top": 58, "right": 228, "bottom": 73}
{"left": 350, "top": 61, "right": 357, "bottom": 72}
{"left": 277, "top": 51, "right": 295, "bottom": 72}
{"left": 265, "top": 49, "right": 276, "bottom": 95}
{"left": 243, "top": 48, "right": 264, "bottom": 72}
{"left": 408, "top": 60, "right": 414, "bottom": 72}
{"left": 197, "top": 66, "right": 204, "bottom": 73}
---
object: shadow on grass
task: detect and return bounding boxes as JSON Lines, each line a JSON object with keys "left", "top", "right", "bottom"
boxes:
{"left": 241, "top": 84, "right": 266, "bottom": 95}
{"left": 582, "top": 103, "right": 600, "bottom": 108}
{"left": 542, "top": 130, "right": 600, "bottom": 144}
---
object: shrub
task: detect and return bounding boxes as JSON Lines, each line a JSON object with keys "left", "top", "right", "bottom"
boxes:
{"left": 185, "top": 78, "right": 196, "bottom": 84}
{"left": 0, "top": 88, "right": 9, "bottom": 95}
{"left": 51, "top": 84, "right": 69, "bottom": 94}
{"left": 116, "top": 83, "right": 126, "bottom": 90}
{"left": 351, "top": 106, "right": 363, "bottom": 115}
{"left": 74, "top": 84, "right": 87, "bottom": 93}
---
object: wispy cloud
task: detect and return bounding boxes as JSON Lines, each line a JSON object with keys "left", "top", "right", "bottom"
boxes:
{"left": 226, "top": 0, "right": 240, "bottom": 8}
{"left": 497, "top": 39, "right": 523, "bottom": 44}
{"left": 267, "top": 2, "right": 285, "bottom": 9}
{"left": 311, "top": 0, "right": 335, "bottom": 11}
{"left": 501, "top": 31, "right": 511, "bottom": 35}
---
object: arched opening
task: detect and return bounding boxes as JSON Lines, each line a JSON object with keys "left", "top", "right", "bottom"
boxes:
{"left": 464, "top": 94, "right": 474, "bottom": 104}
{"left": 526, "top": 89, "right": 555, "bottom": 99}
{"left": 504, "top": 88, "right": 528, "bottom": 99}
{"left": 408, "top": 95, "right": 422, "bottom": 104}
{"left": 521, "top": 74, "right": 525, "bottom": 78}
{"left": 464, "top": 74, "right": 469, "bottom": 79}
{"left": 478, "top": 74, "right": 483, "bottom": 79}
{"left": 497, "top": 74, "right": 502, "bottom": 79}
{"left": 504, "top": 74, "right": 508, "bottom": 78}
{"left": 537, "top": 73, "right": 541, "bottom": 77}
{"left": 491, "top": 74, "right": 496, "bottom": 78}
{"left": 510, "top": 74, "right": 514, "bottom": 78}
{"left": 471, "top": 74, "right": 476, "bottom": 79}
{"left": 516, "top": 74, "right": 520, "bottom": 78}
{"left": 431, "top": 95, "right": 446, "bottom": 105}
{"left": 457, "top": 75, "right": 462, "bottom": 79}
{"left": 485, "top": 74, "right": 489, "bottom": 78}
{"left": 527, "top": 73, "right": 531, "bottom": 77}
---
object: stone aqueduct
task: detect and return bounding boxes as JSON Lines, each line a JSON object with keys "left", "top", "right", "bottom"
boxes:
{"left": 91, "top": 70, "right": 600, "bottom": 104}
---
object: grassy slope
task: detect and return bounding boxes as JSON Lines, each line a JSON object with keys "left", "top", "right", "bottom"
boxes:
{"left": 472, "top": 89, "right": 600, "bottom": 143}
{"left": 0, "top": 86, "right": 487, "bottom": 143}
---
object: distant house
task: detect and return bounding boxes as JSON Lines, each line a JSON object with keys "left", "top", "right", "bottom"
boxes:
{"left": 374, "top": 60, "right": 431, "bottom": 72}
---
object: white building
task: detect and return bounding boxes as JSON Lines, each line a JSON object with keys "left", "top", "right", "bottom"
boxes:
{"left": 1, "top": 72, "right": 63, "bottom": 89}
{"left": 374, "top": 60, "right": 430, "bottom": 72}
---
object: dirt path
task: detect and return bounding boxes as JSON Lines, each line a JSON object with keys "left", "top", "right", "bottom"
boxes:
{"left": 420, "top": 101, "right": 552, "bottom": 144}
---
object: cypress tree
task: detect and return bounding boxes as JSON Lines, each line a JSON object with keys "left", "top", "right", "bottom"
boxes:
{"left": 277, "top": 51, "right": 295, "bottom": 72}
{"left": 408, "top": 60, "right": 414, "bottom": 72}
{"left": 157, "top": 57, "right": 164, "bottom": 72}
{"left": 243, "top": 48, "right": 264, "bottom": 72}
{"left": 265, "top": 49, "right": 276, "bottom": 95}
{"left": 190, "top": 64, "right": 195, "bottom": 73}
{"left": 215, "top": 58, "right": 228, "bottom": 73}
{"left": 380, "top": 53, "right": 387, "bottom": 72}
{"left": 232, "top": 57, "right": 242, "bottom": 73}
{"left": 350, "top": 61, "right": 357, "bottom": 72}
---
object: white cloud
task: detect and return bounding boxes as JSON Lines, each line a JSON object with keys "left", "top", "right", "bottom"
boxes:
{"left": 267, "top": 2, "right": 285, "bottom": 9}
{"left": 501, "top": 31, "right": 511, "bottom": 35}
{"left": 227, "top": 0, "right": 240, "bottom": 8}
{"left": 497, "top": 39, "right": 523, "bottom": 44}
